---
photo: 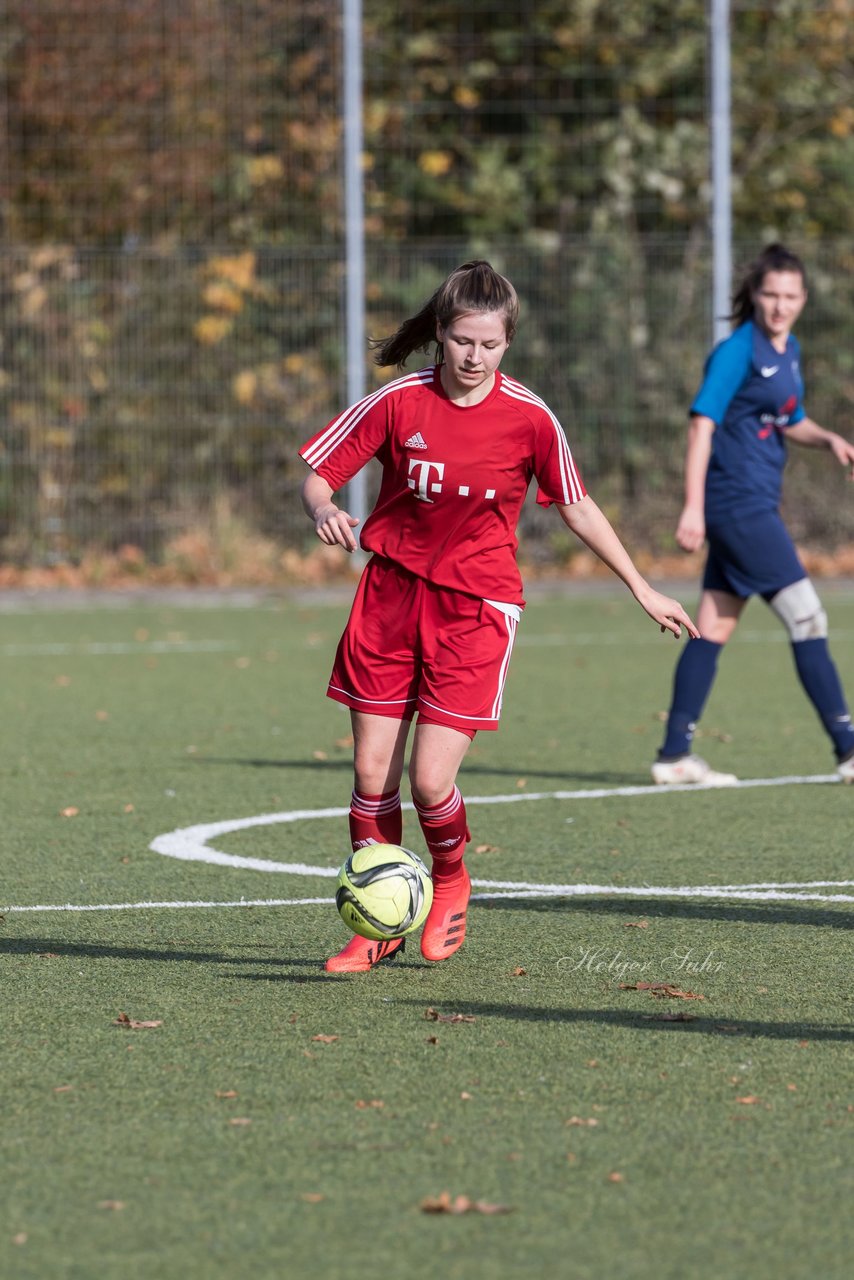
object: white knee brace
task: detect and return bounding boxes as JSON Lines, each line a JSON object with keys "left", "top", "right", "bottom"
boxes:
{"left": 769, "top": 579, "right": 828, "bottom": 641}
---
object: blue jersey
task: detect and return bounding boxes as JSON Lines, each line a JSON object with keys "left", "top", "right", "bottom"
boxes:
{"left": 690, "top": 320, "right": 805, "bottom": 523}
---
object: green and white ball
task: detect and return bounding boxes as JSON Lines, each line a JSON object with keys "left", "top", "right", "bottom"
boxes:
{"left": 335, "top": 844, "right": 433, "bottom": 941}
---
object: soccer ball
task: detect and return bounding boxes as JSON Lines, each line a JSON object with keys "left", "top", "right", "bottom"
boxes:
{"left": 335, "top": 844, "right": 433, "bottom": 941}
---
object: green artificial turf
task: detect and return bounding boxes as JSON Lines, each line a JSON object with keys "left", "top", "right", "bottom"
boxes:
{"left": 1, "top": 587, "right": 852, "bottom": 1280}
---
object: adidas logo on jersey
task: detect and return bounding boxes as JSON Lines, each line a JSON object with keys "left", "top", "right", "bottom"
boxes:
{"left": 404, "top": 432, "right": 428, "bottom": 450}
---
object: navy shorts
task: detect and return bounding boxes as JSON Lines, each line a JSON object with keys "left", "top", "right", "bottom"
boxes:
{"left": 703, "top": 510, "right": 807, "bottom": 600}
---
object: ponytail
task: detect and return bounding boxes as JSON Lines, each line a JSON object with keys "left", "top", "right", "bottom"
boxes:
{"left": 372, "top": 260, "right": 519, "bottom": 368}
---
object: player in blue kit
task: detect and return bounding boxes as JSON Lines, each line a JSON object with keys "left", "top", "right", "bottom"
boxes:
{"left": 653, "top": 243, "right": 854, "bottom": 786}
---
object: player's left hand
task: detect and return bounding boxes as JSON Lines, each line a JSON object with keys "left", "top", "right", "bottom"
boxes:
{"left": 636, "top": 587, "right": 701, "bottom": 640}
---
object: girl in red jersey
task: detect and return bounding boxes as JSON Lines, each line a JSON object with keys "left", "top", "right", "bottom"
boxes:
{"left": 300, "top": 260, "right": 699, "bottom": 973}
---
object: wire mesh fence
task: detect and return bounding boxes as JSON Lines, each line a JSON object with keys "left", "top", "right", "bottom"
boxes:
{"left": 1, "top": 2, "right": 852, "bottom": 570}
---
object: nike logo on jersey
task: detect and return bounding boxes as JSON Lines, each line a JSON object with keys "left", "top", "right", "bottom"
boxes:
{"left": 404, "top": 432, "right": 428, "bottom": 449}
{"left": 760, "top": 366, "right": 779, "bottom": 377}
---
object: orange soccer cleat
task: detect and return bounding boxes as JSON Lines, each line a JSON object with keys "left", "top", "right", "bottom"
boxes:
{"left": 324, "top": 933, "right": 406, "bottom": 974}
{"left": 420, "top": 865, "right": 471, "bottom": 962}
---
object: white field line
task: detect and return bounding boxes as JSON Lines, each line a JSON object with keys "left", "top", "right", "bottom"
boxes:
{"left": 5, "top": 632, "right": 851, "bottom": 658}
{"left": 4, "top": 885, "right": 854, "bottom": 914}
{"left": 147, "top": 774, "right": 842, "bottom": 879}
{"left": 1, "top": 640, "right": 239, "bottom": 657}
{"left": 517, "top": 629, "right": 854, "bottom": 647}
{"left": 3, "top": 775, "right": 852, "bottom": 914}
{"left": 1, "top": 897, "right": 335, "bottom": 914}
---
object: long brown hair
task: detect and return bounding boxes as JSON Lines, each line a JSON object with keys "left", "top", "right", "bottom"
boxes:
{"left": 372, "top": 260, "right": 519, "bottom": 368}
{"left": 730, "top": 243, "right": 807, "bottom": 327}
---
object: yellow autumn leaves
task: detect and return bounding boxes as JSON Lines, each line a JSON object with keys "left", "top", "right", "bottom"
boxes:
{"left": 193, "top": 252, "right": 262, "bottom": 347}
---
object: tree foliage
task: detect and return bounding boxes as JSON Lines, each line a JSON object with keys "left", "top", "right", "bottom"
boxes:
{"left": 2, "top": 1, "right": 851, "bottom": 246}
{"left": 0, "top": 2, "right": 852, "bottom": 563}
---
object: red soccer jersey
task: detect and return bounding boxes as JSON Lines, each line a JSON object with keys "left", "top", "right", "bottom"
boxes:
{"left": 299, "top": 366, "right": 586, "bottom": 604}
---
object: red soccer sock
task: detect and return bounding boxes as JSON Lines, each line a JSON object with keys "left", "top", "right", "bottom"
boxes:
{"left": 348, "top": 788, "right": 403, "bottom": 850}
{"left": 413, "top": 786, "right": 468, "bottom": 867}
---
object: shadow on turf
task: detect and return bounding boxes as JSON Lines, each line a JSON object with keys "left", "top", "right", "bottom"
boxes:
{"left": 189, "top": 756, "right": 639, "bottom": 786}
{"left": 474, "top": 896, "right": 854, "bottom": 930}
{"left": 394, "top": 997, "right": 854, "bottom": 1041}
{"left": 0, "top": 936, "right": 435, "bottom": 982}
{"left": 0, "top": 936, "right": 338, "bottom": 978}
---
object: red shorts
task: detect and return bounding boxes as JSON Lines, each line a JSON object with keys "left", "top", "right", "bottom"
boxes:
{"left": 328, "top": 557, "right": 519, "bottom": 734}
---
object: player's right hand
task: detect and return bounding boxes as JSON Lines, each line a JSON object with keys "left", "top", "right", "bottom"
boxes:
{"left": 313, "top": 503, "right": 360, "bottom": 552}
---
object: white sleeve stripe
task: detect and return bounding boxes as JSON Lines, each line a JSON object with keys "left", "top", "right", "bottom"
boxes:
{"left": 300, "top": 369, "right": 432, "bottom": 469}
{"left": 499, "top": 381, "right": 584, "bottom": 503}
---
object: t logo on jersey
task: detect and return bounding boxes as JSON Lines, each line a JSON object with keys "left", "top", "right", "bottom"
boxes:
{"left": 408, "top": 458, "right": 445, "bottom": 502}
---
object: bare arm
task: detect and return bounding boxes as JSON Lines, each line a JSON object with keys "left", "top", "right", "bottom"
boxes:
{"left": 554, "top": 495, "right": 700, "bottom": 640}
{"left": 675, "top": 414, "right": 716, "bottom": 552}
{"left": 785, "top": 417, "right": 854, "bottom": 480}
{"left": 300, "top": 469, "right": 360, "bottom": 553}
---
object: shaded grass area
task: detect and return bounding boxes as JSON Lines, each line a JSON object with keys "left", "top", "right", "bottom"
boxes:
{"left": 2, "top": 589, "right": 853, "bottom": 1279}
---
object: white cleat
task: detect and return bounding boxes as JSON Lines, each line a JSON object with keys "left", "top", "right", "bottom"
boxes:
{"left": 837, "top": 753, "right": 854, "bottom": 784}
{"left": 651, "top": 754, "right": 738, "bottom": 787}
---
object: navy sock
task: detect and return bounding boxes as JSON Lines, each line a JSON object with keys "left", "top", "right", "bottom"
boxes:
{"left": 659, "top": 638, "right": 723, "bottom": 760}
{"left": 791, "top": 638, "right": 854, "bottom": 761}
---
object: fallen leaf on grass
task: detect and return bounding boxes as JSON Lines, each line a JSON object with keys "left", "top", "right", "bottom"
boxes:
{"left": 623, "top": 920, "right": 649, "bottom": 929}
{"left": 607, "top": 1172, "right": 625, "bottom": 1183}
{"left": 53, "top": 1085, "right": 74, "bottom": 1093}
{"left": 96, "top": 1201, "right": 126, "bottom": 1211}
{"left": 311, "top": 1034, "right": 338, "bottom": 1044}
{"left": 620, "top": 982, "right": 705, "bottom": 1000}
{"left": 228, "top": 1117, "right": 252, "bottom": 1126}
{"left": 425, "top": 1007, "right": 476, "bottom": 1023}
{"left": 735, "top": 1096, "right": 762, "bottom": 1105}
{"left": 511, "top": 966, "right": 527, "bottom": 977}
{"left": 355, "top": 1099, "right": 384, "bottom": 1110}
{"left": 12, "top": 1233, "right": 28, "bottom": 1246}
{"left": 420, "top": 1192, "right": 513, "bottom": 1216}
{"left": 334, "top": 735, "right": 354, "bottom": 749}
{"left": 312, "top": 750, "right": 328, "bottom": 761}
{"left": 426, "top": 1035, "right": 439, "bottom": 1045}
{"left": 473, "top": 844, "right": 500, "bottom": 854}
{"left": 215, "top": 1090, "right": 238, "bottom": 1099}
{"left": 113, "top": 1012, "right": 163, "bottom": 1029}
{"left": 565, "top": 1116, "right": 599, "bottom": 1127}
{"left": 60, "top": 807, "right": 79, "bottom": 818}
{"left": 300, "top": 1193, "right": 325, "bottom": 1203}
